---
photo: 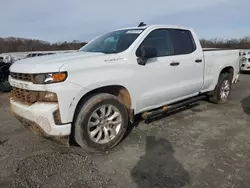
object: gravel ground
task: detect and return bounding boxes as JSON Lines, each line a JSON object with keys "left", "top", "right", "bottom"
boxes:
{"left": 1, "top": 74, "right": 250, "bottom": 188}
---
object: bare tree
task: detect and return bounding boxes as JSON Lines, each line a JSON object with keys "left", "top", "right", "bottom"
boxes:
{"left": 0, "top": 37, "right": 87, "bottom": 53}
{"left": 1, "top": 36, "right": 250, "bottom": 54}
{"left": 200, "top": 36, "right": 250, "bottom": 49}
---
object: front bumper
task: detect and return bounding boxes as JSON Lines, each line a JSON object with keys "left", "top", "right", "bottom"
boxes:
{"left": 10, "top": 99, "right": 71, "bottom": 137}
{"left": 8, "top": 76, "right": 84, "bottom": 124}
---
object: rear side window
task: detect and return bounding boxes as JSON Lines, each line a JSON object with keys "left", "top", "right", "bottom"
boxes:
{"left": 136, "top": 28, "right": 196, "bottom": 57}
{"left": 169, "top": 29, "right": 196, "bottom": 55}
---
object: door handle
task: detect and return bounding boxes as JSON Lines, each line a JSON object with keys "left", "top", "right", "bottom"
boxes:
{"left": 195, "top": 59, "right": 202, "bottom": 63}
{"left": 170, "top": 62, "right": 180, "bottom": 66}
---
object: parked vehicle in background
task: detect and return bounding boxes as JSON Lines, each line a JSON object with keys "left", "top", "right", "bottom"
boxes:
{"left": 8, "top": 24, "right": 240, "bottom": 152}
{"left": 0, "top": 62, "right": 12, "bottom": 92}
{"left": 25, "top": 52, "right": 55, "bottom": 58}
{"left": 0, "top": 56, "right": 4, "bottom": 63}
{"left": 3, "top": 55, "right": 17, "bottom": 63}
{"left": 0, "top": 55, "right": 21, "bottom": 92}
{"left": 240, "top": 54, "right": 250, "bottom": 72}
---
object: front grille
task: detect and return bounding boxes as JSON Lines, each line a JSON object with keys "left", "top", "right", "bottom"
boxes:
{"left": 10, "top": 87, "right": 38, "bottom": 105}
{"left": 10, "top": 72, "right": 32, "bottom": 82}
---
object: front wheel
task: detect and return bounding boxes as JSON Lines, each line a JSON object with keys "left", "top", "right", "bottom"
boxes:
{"left": 73, "top": 93, "right": 128, "bottom": 152}
{"left": 208, "top": 72, "right": 232, "bottom": 104}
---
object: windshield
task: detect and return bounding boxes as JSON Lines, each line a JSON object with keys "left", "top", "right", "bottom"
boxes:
{"left": 79, "top": 29, "right": 145, "bottom": 54}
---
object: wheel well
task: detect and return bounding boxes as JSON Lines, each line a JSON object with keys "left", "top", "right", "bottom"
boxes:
{"left": 220, "top": 66, "right": 234, "bottom": 79}
{"left": 208, "top": 66, "right": 235, "bottom": 96}
{"left": 73, "top": 85, "right": 132, "bottom": 120}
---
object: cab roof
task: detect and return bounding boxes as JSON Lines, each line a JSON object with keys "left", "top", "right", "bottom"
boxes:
{"left": 116, "top": 24, "right": 192, "bottom": 31}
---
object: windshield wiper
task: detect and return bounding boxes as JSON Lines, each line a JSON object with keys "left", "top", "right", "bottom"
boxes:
{"left": 81, "top": 49, "right": 117, "bottom": 54}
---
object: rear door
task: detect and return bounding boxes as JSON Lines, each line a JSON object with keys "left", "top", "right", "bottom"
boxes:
{"left": 169, "top": 29, "right": 204, "bottom": 97}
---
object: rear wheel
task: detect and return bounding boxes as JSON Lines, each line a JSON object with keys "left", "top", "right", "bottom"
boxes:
{"left": 73, "top": 93, "right": 128, "bottom": 152}
{"left": 209, "top": 72, "right": 232, "bottom": 104}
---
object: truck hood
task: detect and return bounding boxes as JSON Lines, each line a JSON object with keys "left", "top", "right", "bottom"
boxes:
{"left": 9, "top": 52, "right": 107, "bottom": 73}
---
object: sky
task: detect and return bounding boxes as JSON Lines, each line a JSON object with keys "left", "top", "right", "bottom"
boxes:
{"left": 0, "top": 0, "right": 249, "bottom": 42}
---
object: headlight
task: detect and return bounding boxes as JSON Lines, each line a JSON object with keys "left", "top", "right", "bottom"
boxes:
{"left": 32, "top": 72, "right": 67, "bottom": 84}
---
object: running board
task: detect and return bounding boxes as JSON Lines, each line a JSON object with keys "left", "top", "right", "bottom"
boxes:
{"left": 141, "top": 95, "right": 207, "bottom": 120}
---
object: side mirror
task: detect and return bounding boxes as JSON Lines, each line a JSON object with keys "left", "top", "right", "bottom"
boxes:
{"left": 137, "top": 46, "right": 157, "bottom": 66}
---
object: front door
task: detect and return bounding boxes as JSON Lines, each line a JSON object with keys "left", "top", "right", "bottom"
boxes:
{"left": 133, "top": 29, "right": 183, "bottom": 112}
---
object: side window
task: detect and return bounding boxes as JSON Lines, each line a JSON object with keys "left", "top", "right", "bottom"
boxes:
{"left": 169, "top": 29, "right": 196, "bottom": 55}
{"left": 136, "top": 29, "right": 174, "bottom": 57}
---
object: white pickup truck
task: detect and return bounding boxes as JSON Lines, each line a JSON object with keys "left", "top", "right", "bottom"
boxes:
{"left": 9, "top": 24, "right": 240, "bottom": 152}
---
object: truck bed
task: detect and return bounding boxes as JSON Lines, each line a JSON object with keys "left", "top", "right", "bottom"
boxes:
{"left": 202, "top": 49, "right": 240, "bottom": 90}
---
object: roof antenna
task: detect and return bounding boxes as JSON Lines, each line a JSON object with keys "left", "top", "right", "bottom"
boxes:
{"left": 138, "top": 22, "right": 146, "bottom": 27}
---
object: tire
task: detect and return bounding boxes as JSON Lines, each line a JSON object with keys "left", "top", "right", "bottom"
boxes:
{"left": 0, "top": 80, "right": 12, "bottom": 92}
{"left": 73, "top": 93, "right": 128, "bottom": 153}
{"left": 0, "top": 63, "right": 5, "bottom": 67}
{"left": 209, "top": 72, "right": 232, "bottom": 104}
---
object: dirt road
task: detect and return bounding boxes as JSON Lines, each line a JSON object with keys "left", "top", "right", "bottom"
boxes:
{"left": 1, "top": 74, "right": 250, "bottom": 188}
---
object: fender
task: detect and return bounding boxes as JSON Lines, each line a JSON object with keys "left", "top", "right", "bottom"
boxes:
{"left": 66, "top": 82, "right": 136, "bottom": 123}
